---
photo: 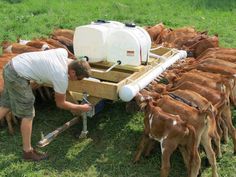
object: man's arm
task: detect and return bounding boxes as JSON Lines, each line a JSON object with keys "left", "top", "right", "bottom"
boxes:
{"left": 54, "top": 92, "right": 92, "bottom": 112}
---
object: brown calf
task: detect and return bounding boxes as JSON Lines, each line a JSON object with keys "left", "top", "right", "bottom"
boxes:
{"left": 169, "top": 71, "right": 226, "bottom": 95}
{"left": 187, "top": 35, "right": 219, "bottom": 58}
{"left": 169, "top": 89, "right": 221, "bottom": 157}
{"left": 51, "top": 35, "right": 73, "bottom": 54}
{"left": 197, "top": 58, "right": 236, "bottom": 69}
{"left": 197, "top": 48, "right": 236, "bottom": 60}
{"left": 134, "top": 96, "right": 200, "bottom": 177}
{"left": 52, "top": 29, "right": 74, "bottom": 41}
{"left": 145, "top": 23, "right": 165, "bottom": 42}
{"left": 39, "top": 38, "right": 76, "bottom": 59}
{"left": 150, "top": 94, "right": 219, "bottom": 177}
{"left": 187, "top": 69, "right": 236, "bottom": 106}
{"left": 168, "top": 81, "right": 236, "bottom": 154}
{"left": 1, "top": 41, "right": 41, "bottom": 54}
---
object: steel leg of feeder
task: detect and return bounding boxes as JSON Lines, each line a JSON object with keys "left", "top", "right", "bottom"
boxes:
{"left": 79, "top": 113, "right": 88, "bottom": 139}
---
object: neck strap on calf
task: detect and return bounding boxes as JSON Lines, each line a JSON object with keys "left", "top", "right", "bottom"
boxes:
{"left": 168, "top": 93, "right": 199, "bottom": 110}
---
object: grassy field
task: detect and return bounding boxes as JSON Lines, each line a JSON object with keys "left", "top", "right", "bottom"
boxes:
{"left": 1, "top": 0, "right": 236, "bottom": 176}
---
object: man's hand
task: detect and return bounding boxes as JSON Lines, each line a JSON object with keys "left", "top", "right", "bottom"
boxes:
{"left": 71, "top": 103, "right": 92, "bottom": 116}
{"left": 78, "top": 103, "right": 92, "bottom": 112}
{"left": 55, "top": 92, "right": 92, "bottom": 114}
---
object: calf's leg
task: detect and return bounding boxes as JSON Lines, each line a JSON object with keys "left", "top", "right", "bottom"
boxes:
{"left": 160, "top": 140, "right": 178, "bottom": 177}
{"left": 201, "top": 130, "right": 219, "bottom": 177}
{"left": 133, "top": 134, "right": 150, "bottom": 163}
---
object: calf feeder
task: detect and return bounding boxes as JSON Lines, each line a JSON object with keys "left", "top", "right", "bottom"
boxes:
{"left": 37, "top": 20, "right": 187, "bottom": 147}
{"left": 119, "top": 49, "right": 187, "bottom": 102}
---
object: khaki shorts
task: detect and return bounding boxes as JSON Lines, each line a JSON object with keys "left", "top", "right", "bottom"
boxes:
{"left": 0, "top": 62, "right": 35, "bottom": 118}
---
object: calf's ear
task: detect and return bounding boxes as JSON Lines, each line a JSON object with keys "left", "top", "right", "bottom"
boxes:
{"left": 139, "top": 102, "right": 147, "bottom": 111}
{"left": 152, "top": 101, "right": 158, "bottom": 107}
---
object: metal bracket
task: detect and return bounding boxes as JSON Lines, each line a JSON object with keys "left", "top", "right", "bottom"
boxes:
{"left": 79, "top": 92, "right": 90, "bottom": 139}
{"left": 79, "top": 113, "right": 88, "bottom": 139}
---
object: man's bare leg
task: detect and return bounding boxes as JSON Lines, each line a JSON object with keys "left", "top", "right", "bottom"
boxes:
{"left": 21, "top": 117, "right": 48, "bottom": 161}
{"left": 21, "top": 118, "right": 33, "bottom": 152}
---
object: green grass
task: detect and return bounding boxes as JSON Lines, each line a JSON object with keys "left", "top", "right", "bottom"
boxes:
{"left": 1, "top": 0, "right": 236, "bottom": 176}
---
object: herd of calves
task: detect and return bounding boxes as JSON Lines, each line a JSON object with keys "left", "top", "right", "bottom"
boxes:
{"left": 0, "top": 23, "right": 235, "bottom": 177}
{"left": 132, "top": 23, "right": 236, "bottom": 177}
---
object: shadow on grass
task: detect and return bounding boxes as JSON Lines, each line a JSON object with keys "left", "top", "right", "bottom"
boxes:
{"left": 0, "top": 100, "right": 187, "bottom": 177}
{"left": 47, "top": 101, "right": 186, "bottom": 176}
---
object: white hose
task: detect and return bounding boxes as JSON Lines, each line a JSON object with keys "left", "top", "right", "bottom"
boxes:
{"left": 91, "top": 60, "right": 121, "bottom": 73}
{"left": 118, "top": 50, "right": 187, "bottom": 102}
{"left": 149, "top": 52, "right": 167, "bottom": 61}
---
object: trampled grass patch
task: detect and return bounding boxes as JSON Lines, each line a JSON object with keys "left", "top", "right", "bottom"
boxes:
{"left": 1, "top": 0, "right": 236, "bottom": 177}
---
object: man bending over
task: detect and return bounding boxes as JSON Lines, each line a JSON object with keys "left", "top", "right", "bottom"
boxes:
{"left": 0, "top": 48, "right": 92, "bottom": 161}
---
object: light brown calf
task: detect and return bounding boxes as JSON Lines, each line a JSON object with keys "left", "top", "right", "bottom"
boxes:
{"left": 148, "top": 94, "right": 219, "bottom": 177}
{"left": 168, "top": 81, "right": 236, "bottom": 154}
{"left": 187, "top": 69, "right": 236, "bottom": 106}
{"left": 145, "top": 84, "right": 222, "bottom": 158}
{"left": 169, "top": 89, "right": 221, "bottom": 157}
{"left": 162, "top": 27, "right": 198, "bottom": 45}
{"left": 169, "top": 71, "right": 226, "bottom": 95}
{"left": 40, "top": 38, "right": 76, "bottom": 59}
{"left": 197, "top": 58, "right": 236, "bottom": 69}
{"left": 197, "top": 47, "right": 236, "bottom": 60}
{"left": 1, "top": 41, "right": 41, "bottom": 54}
{"left": 187, "top": 35, "right": 219, "bottom": 58}
{"left": 134, "top": 96, "right": 200, "bottom": 177}
{"left": 52, "top": 29, "right": 74, "bottom": 41}
{"left": 51, "top": 35, "right": 73, "bottom": 53}
{"left": 145, "top": 23, "right": 165, "bottom": 42}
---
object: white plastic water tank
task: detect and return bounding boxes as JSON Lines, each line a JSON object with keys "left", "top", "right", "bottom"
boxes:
{"left": 106, "top": 23, "right": 151, "bottom": 66}
{"left": 73, "top": 20, "right": 124, "bottom": 63}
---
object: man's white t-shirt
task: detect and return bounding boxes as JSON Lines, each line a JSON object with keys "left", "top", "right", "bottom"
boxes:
{"left": 12, "top": 48, "right": 68, "bottom": 94}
